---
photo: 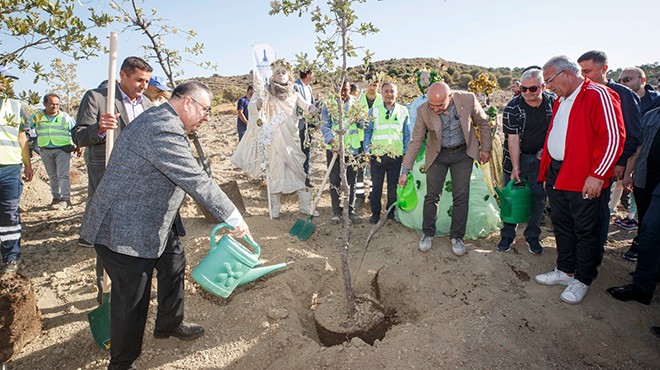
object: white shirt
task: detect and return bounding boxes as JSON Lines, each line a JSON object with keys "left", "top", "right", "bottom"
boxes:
{"left": 547, "top": 81, "right": 583, "bottom": 161}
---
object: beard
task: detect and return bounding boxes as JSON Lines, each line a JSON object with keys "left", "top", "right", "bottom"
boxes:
{"left": 268, "top": 79, "right": 293, "bottom": 100}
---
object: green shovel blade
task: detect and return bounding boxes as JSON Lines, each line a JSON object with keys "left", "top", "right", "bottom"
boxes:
{"left": 289, "top": 215, "right": 317, "bottom": 241}
{"left": 87, "top": 292, "right": 111, "bottom": 350}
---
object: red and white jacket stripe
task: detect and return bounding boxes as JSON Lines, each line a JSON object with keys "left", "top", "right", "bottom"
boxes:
{"left": 538, "top": 79, "right": 625, "bottom": 191}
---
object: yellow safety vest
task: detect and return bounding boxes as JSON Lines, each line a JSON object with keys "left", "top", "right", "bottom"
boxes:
{"left": 369, "top": 103, "right": 409, "bottom": 156}
{"left": 0, "top": 99, "right": 24, "bottom": 165}
{"left": 326, "top": 98, "right": 362, "bottom": 152}
{"left": 32, "top": 111, "right": 73, "bottom": 148}
{"left": 357, "top": 93, "right": 383, "bottom": 142}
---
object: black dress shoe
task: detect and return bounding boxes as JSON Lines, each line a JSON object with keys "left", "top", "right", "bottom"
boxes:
{"left": 305, "top": 178, "right": 314, "bottom": 188}
{"left": 154, "top": 322, "right": 205, "bottom": 341}
{"left": 606, "top": 284, "right": 653, "bottom": 305}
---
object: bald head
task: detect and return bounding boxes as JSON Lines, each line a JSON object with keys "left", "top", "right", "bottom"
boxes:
{"left": 427, "top": 83, "right": 452, "bottom": 114}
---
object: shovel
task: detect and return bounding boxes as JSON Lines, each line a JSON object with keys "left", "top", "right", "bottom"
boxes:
{"left": 87, "top": 32, "right": 116, "bottom": 350}
{"left": 289, "top": 152, "right": 337, "bottom": 240}
{"left": 87, "top": 274, "right": 111, "bottom": 349}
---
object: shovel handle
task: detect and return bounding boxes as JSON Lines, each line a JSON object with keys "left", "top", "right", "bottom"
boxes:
{"left": 309, "top": 152, "right": 337, "bottom": 215}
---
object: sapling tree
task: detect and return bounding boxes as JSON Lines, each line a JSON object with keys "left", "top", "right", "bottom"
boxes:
{"left": 270, "top": 0, "right": 379, "bottom": 317}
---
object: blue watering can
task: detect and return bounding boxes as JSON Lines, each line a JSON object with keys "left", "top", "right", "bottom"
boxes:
{"left": 192, "top": 223, "right": 287, "bottom": 298}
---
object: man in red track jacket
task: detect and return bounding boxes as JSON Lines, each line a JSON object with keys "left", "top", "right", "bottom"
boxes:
{"left": 534, "top": 55, "right": 625, "bottom": 304}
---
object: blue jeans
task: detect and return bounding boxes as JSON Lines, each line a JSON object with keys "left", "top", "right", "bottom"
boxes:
{"left": 0, "top": 164, "right": 23, "bottom": 262}
{"left": 41, "top": 147, "right": 72, "bottom": 200}
{"left": 500, "top": 154, "right": 546, "bottom": 241}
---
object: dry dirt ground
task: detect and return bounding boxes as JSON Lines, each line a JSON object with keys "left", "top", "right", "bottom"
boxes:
{"left": 5, "top": 114, "right": 660, "bottom": 369}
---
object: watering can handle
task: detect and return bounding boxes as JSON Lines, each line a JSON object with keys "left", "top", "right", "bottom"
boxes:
{"left": 210, "top": 222, "right": 261, "bottom": 256}
{"left": 505, "top": 178, "right": 529, "bottom": 190}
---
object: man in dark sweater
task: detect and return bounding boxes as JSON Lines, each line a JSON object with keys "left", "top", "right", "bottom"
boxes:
{"left": 578, "top": 50, "right": 641, "bottom": 256}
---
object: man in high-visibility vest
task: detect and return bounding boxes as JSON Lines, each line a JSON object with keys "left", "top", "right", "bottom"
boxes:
{"left": 28, "top": 93, "right": 76, "bottom": 209}
{"left": 355, "top": 79, "right": 383, "bottom": 209}
{"left": 363, "top": 82, "right": 411, "bottom": 224}
{"left": 0, "top": 66, "right": 33, "bottom": 275}
{"left": 321, "top": 80, "right": 363, "bottom": 225}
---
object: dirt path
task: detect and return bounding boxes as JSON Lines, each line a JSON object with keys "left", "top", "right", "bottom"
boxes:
{"left": 6, "top": 115, "right": 660, "bottom": 369}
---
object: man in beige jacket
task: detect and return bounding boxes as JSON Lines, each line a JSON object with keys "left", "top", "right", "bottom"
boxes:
{"left": 399, "top": 82, "right": 491, "bottom": 255}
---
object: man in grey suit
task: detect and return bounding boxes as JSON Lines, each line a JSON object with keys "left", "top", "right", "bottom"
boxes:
{"left": 81, "top": 80, "right": 253, "bottom": 369}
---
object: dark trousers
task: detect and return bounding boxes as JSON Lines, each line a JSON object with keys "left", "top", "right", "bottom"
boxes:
{"left": 501, "top": 154, "right": 546, "bottom": 241}
{"left": 370, "top": 155, "right": 402, "bottom": 217}
{"left": 546, "top": 160, "right": 602, "bottom": 285}
{"left": 633, "top": 183, "right": 660, "bottom": 294}
{"left": 0, "top": 164, "right": 22, "bottom": 263}
{"left": 237, "top": 122, "right": 247, "bottom": 141}
{"left": 300, "top": 125, "right": 311, "bottom": 180}
{"left": 598, "top": 183, "right": 612, "bottom": 250}
{"left": 95, "top": 229, "right": 185, "bottom": 370}
{"left": 326, "top": 150, "right": 357, "bottom": 215}
{"left": 423, "top": 148, "right": 473, "bottom": 239}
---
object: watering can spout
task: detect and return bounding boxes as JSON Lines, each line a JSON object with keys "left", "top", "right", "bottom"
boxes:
{"left": 494, "top": 187, "right": 502, "bottom": 198}
{"left": 237, "top": 262, "right": 289, "bottom": 287}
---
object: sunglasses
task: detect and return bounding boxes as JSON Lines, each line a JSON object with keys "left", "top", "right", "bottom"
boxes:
{"left": 520, "top": 85, "right": 540, "bottom": 93}
{"left": 620, "top": 76, "right": 640, "bottom": 83}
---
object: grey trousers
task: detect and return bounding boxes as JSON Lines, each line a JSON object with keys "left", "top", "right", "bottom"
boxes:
{"left": 40, "top": 147, "right": 71, "bottom": 200}
{"left": 423, "top": 148, "right": 473, "bottom": 239}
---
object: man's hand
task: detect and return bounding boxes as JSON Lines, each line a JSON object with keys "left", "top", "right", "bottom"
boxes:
{"left": 308, "top": 104, "right": 319, "bottom": 114}
{"left": 582, "top": 175, "right": 604, "bottom": 200}
{"left": 611, "top": 165, "right": 625, "bottom": 181}
{"left": 255, "top": 97, "right": 263, "bottom": 110}
{"left": 97, "top": 113, "right": 119, "bottom": 135}
{"left": 398, "top": 174, "right": 408, "bottom": 187}
{"left": 75, "top": 146, "right": 83, "bottom": 157}
{"left": 623, "top": 175, "right": 634, "bottom": 191}
{"left": 479, "top": 151, "right": 490, "bottom": 164}
{"left": 229, "top": 220, "right": 252, "bottom": 241}
{"left": 510, "top": 168, "right": 521, "bottom": 183}
{"left": 22, "top": 167, "right": 33, "bottom": 182}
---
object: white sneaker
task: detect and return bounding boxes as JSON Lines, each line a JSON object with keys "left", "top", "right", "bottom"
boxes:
{"left": 451, "top": 238, "right": 466, "bottom": 256}
{"left": 560, "top": 280, "right": 589, "bottom": 304}
{"left": 534, "top": 268, "right": 575, "bottom": 286}
{"left": 419, "top": 235, "right": 433, "bottom": 252}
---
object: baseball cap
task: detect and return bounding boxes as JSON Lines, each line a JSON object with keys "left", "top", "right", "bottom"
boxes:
{"left": 0, "top": 66, "right": 19, "bottom": 80}
{"left": 149, "top": 76, "right": 170, "bottom": 91}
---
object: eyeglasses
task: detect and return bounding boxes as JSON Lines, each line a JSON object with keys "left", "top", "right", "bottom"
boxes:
{"left": 189, "top": 96, "right": 212, "bottom": 116}
{"left": 520, "top": 85, "right": 540, "bottom": 93}
{"left": 545, "top": 69, "right": 566, "bottom": 84}
{"left": 620, "top": 76, "right": 640, "bottom": 83}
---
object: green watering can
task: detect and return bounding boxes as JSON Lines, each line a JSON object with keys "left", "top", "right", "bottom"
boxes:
{"left": 495, "top": 179, "right": 531, "bottom": 224}
{"left": 396, "top": 173, "right": 418, "bottom": 211}
{"left": 192, "top": 223, "right": 287, "bottom": 298}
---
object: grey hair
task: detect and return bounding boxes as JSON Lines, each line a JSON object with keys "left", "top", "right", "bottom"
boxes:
{"left": 521, "top": 69, "right": 544, "bottom": 84}
{"left": 543, "top": 56, "right": 580, "bottom": 75}
{"left": 172, "top": 80, "right": 213, "bottom": 101}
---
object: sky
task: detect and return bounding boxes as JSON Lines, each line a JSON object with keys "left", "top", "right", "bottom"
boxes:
{"left": 6, "top": 0, "right": 660, "bottom": 95}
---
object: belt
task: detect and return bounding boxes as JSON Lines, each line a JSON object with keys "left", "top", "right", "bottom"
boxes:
{"left": 441, "top": 143, "right": 466, "bottom": 151}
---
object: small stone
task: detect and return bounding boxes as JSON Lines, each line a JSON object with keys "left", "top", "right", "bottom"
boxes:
{"left": 350, "top": 337, "right": 367, "bottom": 347}
{"left": 54, "top": 271, "right": 66, "bottom": 279}
{"left": 267, "top": 308, "right": 289, "bottom": 320}
{"left": 261, "top": 321, "right": 270, "bottom": 329}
